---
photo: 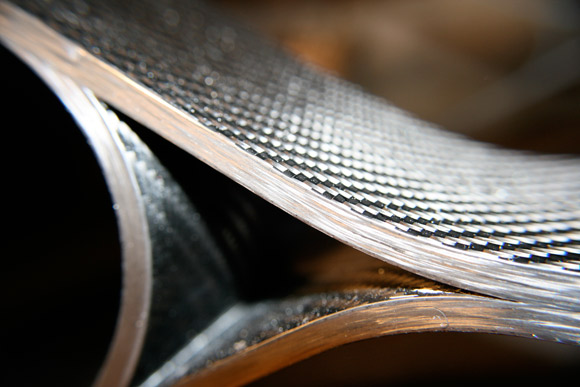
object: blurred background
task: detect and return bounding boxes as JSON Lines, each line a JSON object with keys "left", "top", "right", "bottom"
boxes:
{"left": 215, "top": 0, "right": 580, "bottom": 153}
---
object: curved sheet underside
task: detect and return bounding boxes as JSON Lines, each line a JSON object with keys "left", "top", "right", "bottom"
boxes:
{"left": 2, "top": 0, "right": 579, "bottom": 310}
{"left": 168, "top": 294, "right": 580, "bottom": 387}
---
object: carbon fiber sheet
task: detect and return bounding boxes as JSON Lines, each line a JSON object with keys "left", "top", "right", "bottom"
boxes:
{"left": 3, "top": 0, "right": 579, "bottom": 310}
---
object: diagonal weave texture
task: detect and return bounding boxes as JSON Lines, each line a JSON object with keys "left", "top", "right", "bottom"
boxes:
{"left": 4, "top": 0, "right": 580, "bottom": 310}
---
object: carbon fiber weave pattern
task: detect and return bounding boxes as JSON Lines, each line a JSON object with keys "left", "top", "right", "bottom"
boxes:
{"left": 8, "top": 0, "right": 580, "bottom": 308}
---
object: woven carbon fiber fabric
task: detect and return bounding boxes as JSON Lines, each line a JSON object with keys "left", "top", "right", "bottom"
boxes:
{"left": 4, "top": 0, "right": 580, "bottom": 310}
